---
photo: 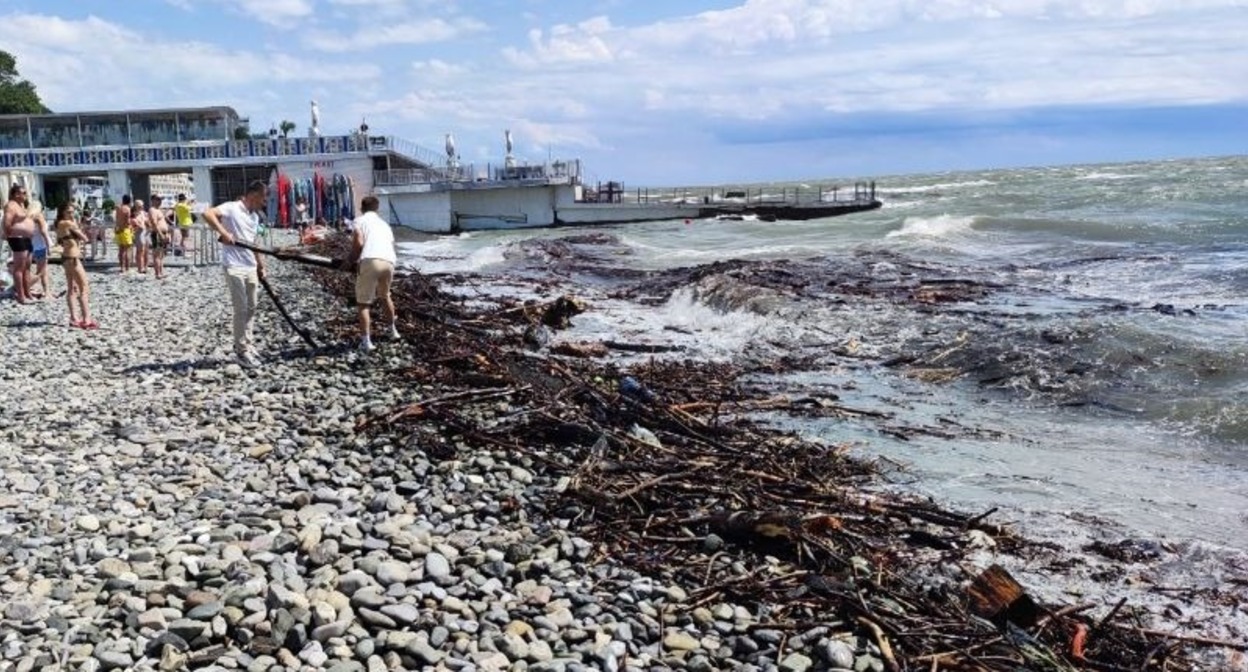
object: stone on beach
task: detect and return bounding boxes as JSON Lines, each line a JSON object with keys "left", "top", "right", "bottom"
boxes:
{"left": 2, "top": 230, "right": 1224, "bottom": 672}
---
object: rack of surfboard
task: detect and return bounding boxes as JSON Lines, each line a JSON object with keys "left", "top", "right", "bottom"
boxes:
{"left": 266, "top": 170, "right": 357, "bottom": 232}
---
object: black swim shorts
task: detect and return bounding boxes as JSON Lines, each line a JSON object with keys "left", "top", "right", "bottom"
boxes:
{"left": 5, "top": 237, "right": 33, "bottom": 253}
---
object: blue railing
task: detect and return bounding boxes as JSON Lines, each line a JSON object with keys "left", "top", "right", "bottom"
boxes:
{"left": 0, "top": 134, "right": 444, "bottom": 171}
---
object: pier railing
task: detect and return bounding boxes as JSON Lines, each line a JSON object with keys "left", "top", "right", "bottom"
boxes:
{"left": 581, "top": 181, "right": 878, "bottom": 206}
{"left": 0, "top": 134, "right": 444, "bottom": 173}
{"left": 374, "top": 158, "right": 584, "bottom": 188}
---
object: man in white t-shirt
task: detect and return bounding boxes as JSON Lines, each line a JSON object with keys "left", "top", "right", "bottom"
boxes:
{"left": 201, "top": 180, "right": 268, "bottom": 368}
{"left": 345, "top": 195, "right": 398, "bottom": 352}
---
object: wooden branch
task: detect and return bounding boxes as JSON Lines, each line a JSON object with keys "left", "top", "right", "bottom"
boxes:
{"left": 858, "top": 616, "right": 901, "bottom": 672}
{"left": 602, "top": 340, "right": 685, "bottom": 353}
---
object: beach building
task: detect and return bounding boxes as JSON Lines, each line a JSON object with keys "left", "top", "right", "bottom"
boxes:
{"left": 0, "top": 105, "right": 600, "bottom": 231}
{"left": 0, "top": 105, "right": 879, "bottom": 233}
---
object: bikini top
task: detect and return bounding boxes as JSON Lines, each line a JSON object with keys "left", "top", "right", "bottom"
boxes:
{"left": 56, "top": 219, "right": 81, "bottom": 245}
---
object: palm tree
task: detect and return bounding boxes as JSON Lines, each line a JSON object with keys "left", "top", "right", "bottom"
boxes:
{"left": 279, "top": 120, "right": 296, "bottom": 138}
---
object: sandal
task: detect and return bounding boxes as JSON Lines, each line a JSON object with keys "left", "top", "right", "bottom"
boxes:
{"left": 82, "top": 320, "right": 99, "bottom": 330}
{"left": 70, "top": 319, "right": 84, "bottom": 328}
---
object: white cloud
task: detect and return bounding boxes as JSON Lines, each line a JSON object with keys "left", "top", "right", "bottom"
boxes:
{"left": 502, "top": 17, "right": 616, "bottom": 67}
{"left": 327, "top": 0, "right": 434, "bottom": 6}
{"left": 1, "top": 13, "right": 379, "bottom": 113}
{"left": 490, "top": 0, "right": 1248, "bottom": 119}
{"left": 225, "top": 0, "right": 315, "bottom": 27}
{"left": 412, "top": 59, "right": 469, "bottom": 78}
{"left": 6, "top": 1, "right": 1248, "bottom": 182}
{"left": 510, "top": 118, "right": 605, "bottom": 153}
{"left": 339, "top": 0, "right": 1248, "bottom": 176}
{"left": 304, "top": 16, "right": 486, "bottom": 52}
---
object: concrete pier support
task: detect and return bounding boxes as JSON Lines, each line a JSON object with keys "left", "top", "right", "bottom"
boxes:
{"left": 130, "top": 174, "right": 151, "bottom": 203}
{"left": 106, "top": 169, "right": 131, "bottom": 200}
{"left": 192, "top": 165, "right": 213, "bottom": 207}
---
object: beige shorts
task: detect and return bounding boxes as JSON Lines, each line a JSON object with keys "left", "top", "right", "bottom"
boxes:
{"left": 355, "top": 258, "right": 394, "bottom": 305}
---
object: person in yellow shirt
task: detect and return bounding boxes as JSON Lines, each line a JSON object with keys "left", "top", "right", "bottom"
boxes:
{"left": 174, "top": 193, "right": 194, "bottom": 254}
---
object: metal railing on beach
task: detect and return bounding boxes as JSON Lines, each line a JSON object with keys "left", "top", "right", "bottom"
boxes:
{"left": 80, "top": 223, "right": 273, "bottom": 267}
{"left": 188, "top": 225, "right": 275, "bottom": 266}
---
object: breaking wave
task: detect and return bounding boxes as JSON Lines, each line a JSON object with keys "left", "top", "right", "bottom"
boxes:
{"left": 886, "top": 215, "right": 978, "bottom": 239}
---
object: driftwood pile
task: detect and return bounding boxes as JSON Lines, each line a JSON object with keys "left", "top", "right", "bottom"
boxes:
{"left": 286, "top": 237, "right": 1244, "bottom": 671}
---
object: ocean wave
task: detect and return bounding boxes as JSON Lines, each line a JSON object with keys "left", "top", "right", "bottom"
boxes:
{"left": 1076, "top": 171, "right": 1140, "bottom": 181}
{"left": 885, "top": 214, "right": 978, "bottom": 239}
{"left": 398, "top": 239, "right": 508, "bottom": 274}
{"left": 879, "top": 179, "right": 995, "bottom": 194}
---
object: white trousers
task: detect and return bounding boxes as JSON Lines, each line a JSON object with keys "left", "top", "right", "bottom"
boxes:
{"left": 224, "top": 267, "right": 258, "bottom": 355}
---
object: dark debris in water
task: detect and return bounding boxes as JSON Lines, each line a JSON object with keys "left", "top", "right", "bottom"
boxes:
{"left": 297, "top": 235, "right": 1246, "bottom": 671}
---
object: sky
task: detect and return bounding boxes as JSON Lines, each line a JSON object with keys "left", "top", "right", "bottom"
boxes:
{"left": 1, "top": 0, "right": 1246, "bottom": 186}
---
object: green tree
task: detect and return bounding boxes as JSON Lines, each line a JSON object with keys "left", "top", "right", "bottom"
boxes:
{"left": 0, "top": 50, "right": 50, "bottom": 114}
{"left": 279, "top": 120, "right": 296, "bottom": 138}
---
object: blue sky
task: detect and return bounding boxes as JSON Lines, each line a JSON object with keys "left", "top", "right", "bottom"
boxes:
{"left": 2, "top": 0, "right": 1245, "bottom": 185}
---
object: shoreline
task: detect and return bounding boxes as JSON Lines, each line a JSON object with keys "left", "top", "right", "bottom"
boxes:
{"left": 0, "top": 235, "right": 1244, "bottom": 671}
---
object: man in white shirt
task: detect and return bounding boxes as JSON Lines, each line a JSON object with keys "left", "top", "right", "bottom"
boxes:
{"left": 346, "top": 195, "right": 398, "bottom": 351}
{"left": 201, "top": 180, "right": 268, "bottom": 368}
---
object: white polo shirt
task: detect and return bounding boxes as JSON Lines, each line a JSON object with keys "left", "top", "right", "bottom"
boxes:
{"left": 355, "top": 211, "right": 396, "bottom": 265}
{"left": 216, "top": 200, "right": 259, "bottom": 269}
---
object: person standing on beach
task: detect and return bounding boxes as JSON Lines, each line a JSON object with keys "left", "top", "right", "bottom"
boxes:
{"left": 132, "top": 199, "right": 150, "bottom": 274}
{"left": 28, "top": 200, "right": 51, "bottom": 300}
{"left": 55, "top": 202, "right": 96, "bottom": 329}
{"left": 174, "top": 193, "right": 193, "bottom": 254}
{"left": 114, "top": 194, "right": 133, "bottom": 274}
{"left": 344, "top": 195, "right": 399, "bottom": 352}
{"left": 148, "top": 195, "right": 171, "bottom": 279}
{"left": 201, "top": 180, "right": 268, "bottom": 368}
{"left": 3, "top": 183, "right": 37, "bottom": 303}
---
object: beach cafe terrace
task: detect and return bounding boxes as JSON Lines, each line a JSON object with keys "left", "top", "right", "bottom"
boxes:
{"left": 0, "top": 106, "right": 460, "bottom": 206}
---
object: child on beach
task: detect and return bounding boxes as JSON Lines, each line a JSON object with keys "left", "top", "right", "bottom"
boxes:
{"left": 149, "top": 195, "right": 171, "bottom": 279}
{"left": 28, "top": 200, "right": 51, "bottom": 300}
{"left": 55, "top": 202, "right": 96, "bottom": 329}
{"left": 132, "top": 199, "right": 150, "bottom": 274}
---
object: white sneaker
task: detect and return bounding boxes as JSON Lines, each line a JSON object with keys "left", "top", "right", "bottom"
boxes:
{"left": 360, "top": 339, "right": 376, "bottom": 352}
{"left": 388, "top": 326, "right": 400, "bottom": 340}
{"left": 236, "top": 352, "right": 260, "bottom": 369}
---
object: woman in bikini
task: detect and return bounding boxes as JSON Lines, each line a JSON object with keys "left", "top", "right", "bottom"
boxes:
{"left": 55, "top": 202, "right": 97, "bottom": 329}
{"left": 3, "top": 183, "right": 37, "bottom": 303}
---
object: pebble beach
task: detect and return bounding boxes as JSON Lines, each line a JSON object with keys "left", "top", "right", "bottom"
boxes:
{"left": 0, "top": 247, "right": 902, "bottom": 672}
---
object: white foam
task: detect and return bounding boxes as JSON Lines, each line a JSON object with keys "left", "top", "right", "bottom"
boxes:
{"left": 615, "top": 233, "right": 822, "bottom": 268}
{"left": 886, "top": 214, "right": 978, "bottom": 239}
{"left": 880, "top": 179, "right": 994, "bottom": 194}
{"left": 398, "top": 238, "right": 508, "bottom": 274}
{"left": 555, "top": 287, "right": 790, "bottom": 363}
{"left": 882, "top": 199, "right": 923, "bottom": 210}
{"left": 1077, "top": 171, "right": 1139, "bottom": 181}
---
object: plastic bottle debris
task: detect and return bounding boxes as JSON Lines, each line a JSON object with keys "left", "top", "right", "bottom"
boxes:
{"left": 618, "top": 376, "right": 658, "bottom": 404}
{"left": 629, "top": 423, "right": 662, "bottom": 448}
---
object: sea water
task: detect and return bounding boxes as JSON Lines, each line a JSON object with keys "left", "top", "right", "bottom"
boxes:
{"left": 395, "top": 155, "right": 1248, "bottom": 588}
